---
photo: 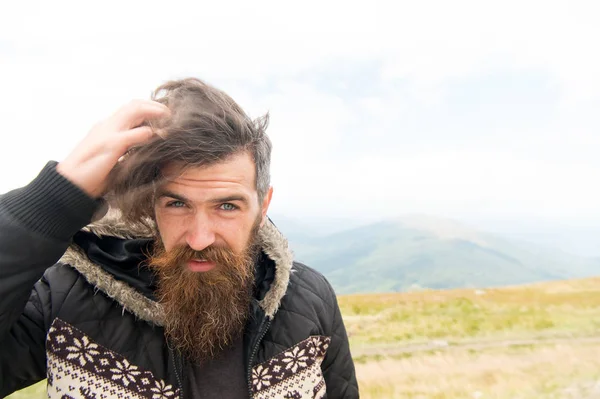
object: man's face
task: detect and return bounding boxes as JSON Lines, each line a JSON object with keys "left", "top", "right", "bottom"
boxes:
{"left": 154, "top": 151, "right": 272, "bottom": 266}
{"left": 149, "top": 151, "right": 273, "bottom": 361}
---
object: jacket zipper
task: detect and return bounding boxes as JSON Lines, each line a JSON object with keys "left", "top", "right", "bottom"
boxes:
{"left": 246, "top": 317, "right": 272, "bottom": 398}
{"left": 170, "top": 347, "right": 185, "bottom": 399}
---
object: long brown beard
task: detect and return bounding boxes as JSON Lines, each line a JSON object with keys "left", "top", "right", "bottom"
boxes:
{"left": 147, "top": 226, "right": 260, "bottom": 362}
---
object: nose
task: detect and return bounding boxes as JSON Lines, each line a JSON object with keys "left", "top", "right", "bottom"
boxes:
{"left": 185, "top": 214, "right": 216, "bottom": 251}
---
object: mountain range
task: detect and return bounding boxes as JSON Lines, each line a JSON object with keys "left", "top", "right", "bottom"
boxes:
{"left": 269, "top": 214, "right": 600, "bottom": 294}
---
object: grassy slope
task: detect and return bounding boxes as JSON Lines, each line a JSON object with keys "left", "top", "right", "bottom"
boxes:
{"left": 339, "top": 276, "right": 600, "bottom": 348}
{"left": 340, "top": 276, "right": 600, "bottom": 398}
{"left": 11, "top": 277, "right": 600, "bottom": 398}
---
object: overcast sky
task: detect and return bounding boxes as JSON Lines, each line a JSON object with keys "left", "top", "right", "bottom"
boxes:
{"left": 1, "top": 0, "right": 599, "bottom": 232}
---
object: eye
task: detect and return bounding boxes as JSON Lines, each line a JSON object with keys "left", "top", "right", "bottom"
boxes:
{"left": 219, "top": 203, "right": 238, "bottom": 211}
{"left": 166, "top": 200, "right": 186, "bottom": 208}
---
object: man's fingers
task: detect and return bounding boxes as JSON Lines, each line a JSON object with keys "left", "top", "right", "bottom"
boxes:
{"left": 121, "top": 125, "right": 155, "bottom": 150}
{"left": 115, "top": 99, "right": 171, "bottom": 129}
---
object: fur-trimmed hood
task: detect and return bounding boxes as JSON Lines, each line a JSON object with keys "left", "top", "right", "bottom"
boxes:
{"left": 59, "top": 212, "right": 293, "bottom": 326}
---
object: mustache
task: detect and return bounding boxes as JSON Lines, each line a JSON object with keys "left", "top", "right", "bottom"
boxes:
{"left": 149, "top": 244, "right": 243, "bottom": 270}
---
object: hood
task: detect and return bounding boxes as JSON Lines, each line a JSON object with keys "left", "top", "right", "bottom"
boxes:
{"left": 59, "top": 211, "right": 294, "bottom": 326}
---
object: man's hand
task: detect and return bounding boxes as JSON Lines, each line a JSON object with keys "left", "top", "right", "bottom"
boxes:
{"left": 57, "top": 100, "right": 171, "bottom": 198}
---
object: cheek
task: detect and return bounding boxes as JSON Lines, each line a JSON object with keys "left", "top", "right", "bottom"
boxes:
{"left": 155, "top": 211, "right": 186, "bottom": 251}
{"left": 218, "top": 216, "right": 258, "bottom": 253}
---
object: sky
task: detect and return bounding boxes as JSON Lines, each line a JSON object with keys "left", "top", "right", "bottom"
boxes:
{"left": 1, "top": 0, "right": 600, "bottom": 249}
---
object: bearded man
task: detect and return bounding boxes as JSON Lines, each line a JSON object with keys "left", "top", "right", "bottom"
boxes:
{"left": 0, "top": 78, "right": 358, "bottom": 398}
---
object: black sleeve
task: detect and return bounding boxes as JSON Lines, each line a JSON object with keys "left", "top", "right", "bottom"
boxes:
{"left": 0, "top": 161, "right": 100, "bottom": 396}
{"left": 322, "top": 282, "right": 360, "bottom": 398}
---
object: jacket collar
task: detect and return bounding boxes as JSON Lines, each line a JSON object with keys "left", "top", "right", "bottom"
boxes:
{"left": 59, "top": 210, "right": 293, "bottom": 326}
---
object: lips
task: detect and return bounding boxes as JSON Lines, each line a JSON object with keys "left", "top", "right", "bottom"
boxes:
{"left": 187, "top": 259, "right": 217, "bottom": 272}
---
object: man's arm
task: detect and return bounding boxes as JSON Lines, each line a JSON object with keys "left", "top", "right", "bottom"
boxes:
{"left": 322, "top": 284, "right": 360, "bottom": 398}
{"left": 0, "top": 162, "right": 101, "bottom": 395}
{"left": 0, "top": 98, "right": 170, "bottom": 339}
{"left": 0, "top": 99, "right": 171, "bottom": 396}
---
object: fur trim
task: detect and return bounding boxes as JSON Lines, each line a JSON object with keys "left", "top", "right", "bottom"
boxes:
{"left": 59, "top": 212, "right": 293, "bottom": 323}
{"left": 256, "top": 220, "right": 294, "bottom": 318}
{"left": 60, "top": 244, "right": 166, "bottom": 326}
{"left": 83, "top": 208, "right": 156, "bottom": 239}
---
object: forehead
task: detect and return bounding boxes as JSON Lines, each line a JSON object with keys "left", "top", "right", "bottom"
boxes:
{"left": 161, "top": 151, "right": 256, "bottom": 192}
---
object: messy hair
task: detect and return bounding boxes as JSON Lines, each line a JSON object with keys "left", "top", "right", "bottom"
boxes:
{"left": 105, "top": 78, "right": 272, "bottom": 224}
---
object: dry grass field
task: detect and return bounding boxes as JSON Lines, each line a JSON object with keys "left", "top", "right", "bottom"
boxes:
{"left": 9, "top": 277, "right": 600, "bottom": 398}
{"left": 340, "top": 277, "right": 600, "bottom": 398}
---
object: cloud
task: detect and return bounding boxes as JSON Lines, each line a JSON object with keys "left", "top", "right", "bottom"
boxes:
{"left": 1, "top": 0, "right": 599, "bottom": 226}
{"left": 270, "top": 149, "right": 600, "bottom": 222}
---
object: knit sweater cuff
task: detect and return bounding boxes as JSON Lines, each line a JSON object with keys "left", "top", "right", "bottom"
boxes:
{"left": 0, "top": 161, "right": 102, "bottom": 241}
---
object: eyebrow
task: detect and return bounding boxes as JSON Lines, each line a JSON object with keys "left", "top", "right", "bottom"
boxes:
{"left": 157, "top": 190, "right": 189, "bottom": 203}
{"left": 208, "top": 195, "right": 249, "bottom": 205}
{"left": 157, "top": 190, "right": 249, "bottom": 205}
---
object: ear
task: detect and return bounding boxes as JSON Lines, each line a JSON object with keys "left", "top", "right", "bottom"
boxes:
{"left": 259, "top": 187, "right": 274, "bottom": 227}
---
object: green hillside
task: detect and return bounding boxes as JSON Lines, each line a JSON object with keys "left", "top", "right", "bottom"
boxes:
{"left": 277, "top": 215, "right": 600, "bottom": 294}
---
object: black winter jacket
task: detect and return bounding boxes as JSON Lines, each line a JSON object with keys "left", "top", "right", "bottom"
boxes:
{"left": 0, "top": 162, "right": 359, "bottom": 398}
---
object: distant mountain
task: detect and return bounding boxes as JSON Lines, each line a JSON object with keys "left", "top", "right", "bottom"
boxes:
{"left": 270, "top": 214, "right": 600, "bottom": 294}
